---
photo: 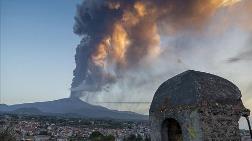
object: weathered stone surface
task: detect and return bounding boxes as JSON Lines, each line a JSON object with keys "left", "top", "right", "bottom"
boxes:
{"left": 149, "top": 70, "right": 250, "bottom": 141}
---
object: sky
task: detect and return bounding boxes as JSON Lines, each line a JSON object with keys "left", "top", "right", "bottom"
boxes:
{"left": 1, "top": 0, "right": 81, "bottom": 104}
{"left": 68, "top": 0, "right": 252, "bottom": 117}
{"left": 0, "top": 0, "right": 251, "bottom": 127}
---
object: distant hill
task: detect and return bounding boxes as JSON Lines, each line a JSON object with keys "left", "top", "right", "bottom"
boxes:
{"left": 12, "top": 107, "right": 44, "bottom": 115}
{"left": 0, "top": 98, "right": 147, "bottom": 120}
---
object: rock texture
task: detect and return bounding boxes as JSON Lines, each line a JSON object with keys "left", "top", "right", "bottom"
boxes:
{"left": 149, "top": 70, "right": 250, "bottom": 141}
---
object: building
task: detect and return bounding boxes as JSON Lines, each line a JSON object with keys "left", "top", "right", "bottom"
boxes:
{"left": 149, "top": 70, "right": 251, "bottom": 141}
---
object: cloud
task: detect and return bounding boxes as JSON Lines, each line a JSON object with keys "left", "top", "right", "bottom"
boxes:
{"left": 228, "top": 36, "right": 252, "bottom": 63}
{"left": 71, "top": 0, "right": 252, "bottom": 120}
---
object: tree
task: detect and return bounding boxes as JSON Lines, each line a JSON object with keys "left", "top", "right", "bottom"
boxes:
{"left": 0, "top": 126, "right": 16, "bottom": 141}
{"left": 136, "top": 134, "right": 143, "bottom": 141}
{"left": 89, "top": 131, "right": 115, "bottom": 141}
{"left": 123, "top": 134, "right": 144, "bottom": 141}
{"left": 144, "top": 136, "right": 151, "bottom": 141}
{"left": 89, "top": 131, "right": 104, "bottom": 141}
{"left": 103, "top": 135, "right": 115, "bottom": 141}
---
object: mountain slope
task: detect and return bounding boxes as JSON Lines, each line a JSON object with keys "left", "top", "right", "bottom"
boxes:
{"left": 0, "top": 98, "right": 147, "bottom": 120}
{"left": 12, "top": 107, "right": 44, "bottom": 115}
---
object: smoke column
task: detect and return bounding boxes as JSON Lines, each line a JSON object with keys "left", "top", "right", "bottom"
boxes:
{"left": 70, "top": 0, "right": 252, "bottom": 114}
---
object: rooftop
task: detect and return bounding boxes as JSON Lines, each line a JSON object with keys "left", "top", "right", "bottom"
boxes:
{"left": 150, "top": 70, "right": 242, "bottom": 111}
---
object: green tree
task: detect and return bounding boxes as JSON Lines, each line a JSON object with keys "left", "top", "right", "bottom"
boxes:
{"left": 144, "top": 136, "right": 151, "bottom": 141}
{"left": 89, "top": 131, "right": 115, "bottom": 141}
{"left": 123, "top": 134, "right": 145, "bottom": 141}
{"left": 136, "top": 134, "right": 143, "bottom": 141}
{"left": 89, "top": 131, "right": 104, "bottom": 141}
{"left": 103, "top": 135, "right": 115, "bottom": 141}
{"left": 0, "top": 126, "right": 16, "bottom": 141}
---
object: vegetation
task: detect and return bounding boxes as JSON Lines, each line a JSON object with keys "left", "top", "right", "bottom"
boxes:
{"left": 89, "top": 131, "right": 115, "bottom": 141}
{"left": 69, "top": 135, "right": 86, "bottom": 141}
{"left": 123, "top": 134, "right": 150, "bottom": 141}
{"left": 0, "top": 126, "right": 16, "bottom": 141}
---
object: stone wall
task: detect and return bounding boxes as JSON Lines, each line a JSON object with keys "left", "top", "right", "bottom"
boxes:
{"left": 149, "top": 71, "right": 250, "bottom": 141}
{"left": 150, "top": 106, "right": 203, "bottom": 141}
{"left": 199, "top": 103, "right": 242, "bottom": 141}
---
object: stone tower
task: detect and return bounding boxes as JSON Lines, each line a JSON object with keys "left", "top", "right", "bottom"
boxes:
{"left": 149, "top": 70, "right": 250, "bottom": 141}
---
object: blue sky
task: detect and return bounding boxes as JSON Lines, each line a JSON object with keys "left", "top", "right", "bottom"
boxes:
{"left": 1, "top": 0, "right": 81, "bottom": 104}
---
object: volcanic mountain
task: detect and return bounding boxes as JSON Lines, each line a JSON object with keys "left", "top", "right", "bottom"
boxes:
{"left": 0, "top": 98, "right": 147, "bottom": 120}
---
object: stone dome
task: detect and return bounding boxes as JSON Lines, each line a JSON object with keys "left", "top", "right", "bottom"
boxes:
{"left": 150, "top": 70, "right": 242, "bottom": 113}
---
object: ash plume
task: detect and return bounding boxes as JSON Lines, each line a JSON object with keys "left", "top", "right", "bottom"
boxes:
{"left": 70, "top": 0, "right": 252, "bottom": 114}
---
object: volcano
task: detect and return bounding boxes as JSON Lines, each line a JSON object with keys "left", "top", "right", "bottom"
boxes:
{"left": 0, "top": 98, "right": 147, "bottom": 120}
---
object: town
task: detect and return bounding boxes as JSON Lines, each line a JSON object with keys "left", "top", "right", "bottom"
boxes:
{"left": 1, "top": 113, "right": 251, "bottom": 141}
{"left": 0, "top": 113, "right": 150, "bottom": 141}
